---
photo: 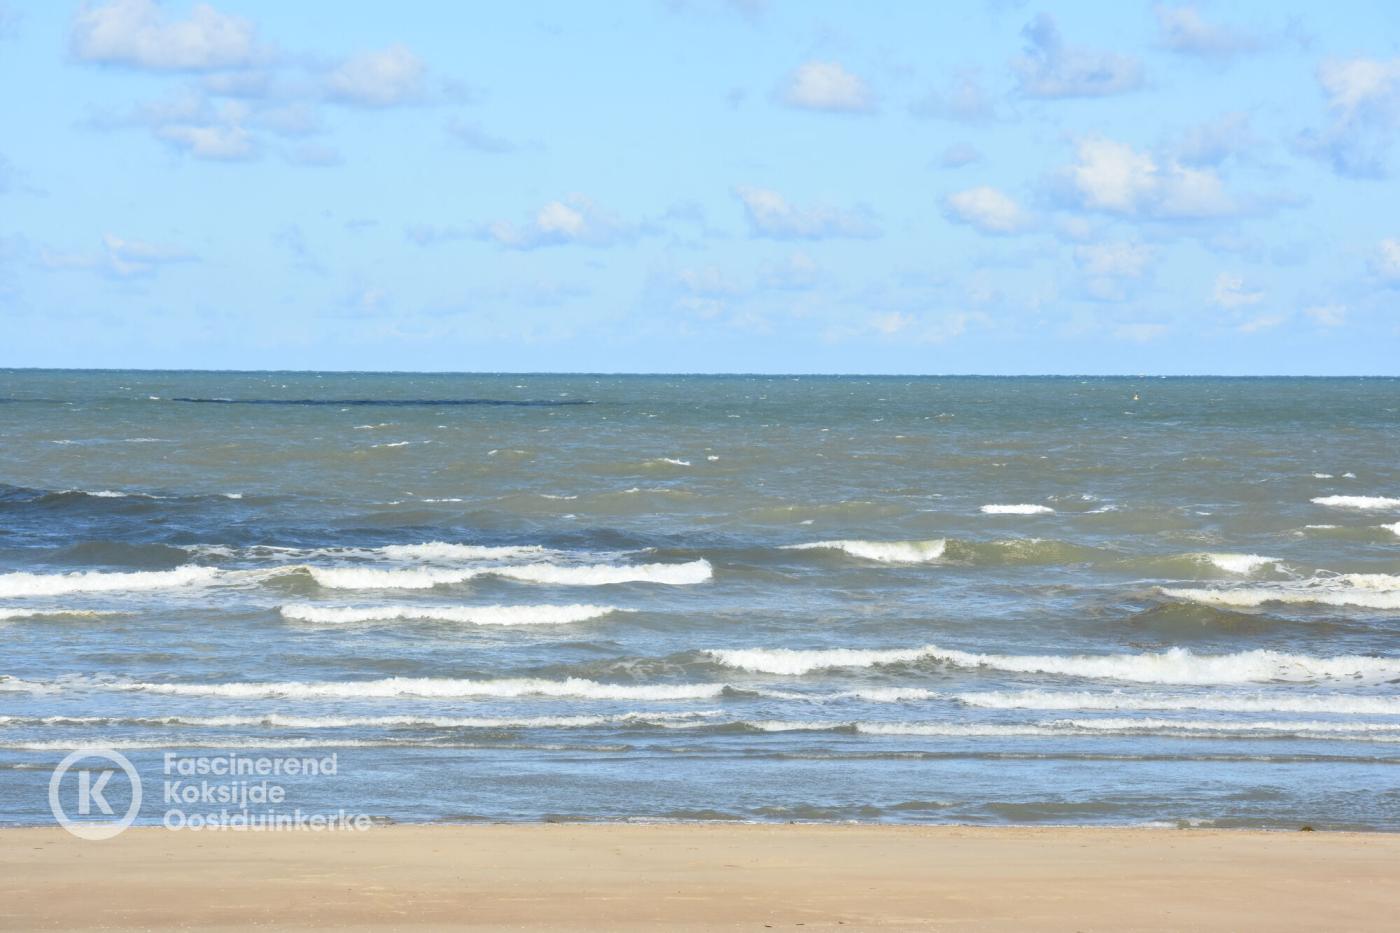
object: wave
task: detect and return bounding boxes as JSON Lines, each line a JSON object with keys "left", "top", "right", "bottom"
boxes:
{"left": 1384, "top": 522, "right": 1400, "bottom": 537}
{"left": 107, "top": 676, "right": 730, "bottom": 700}
{"left": 782, "top": 539, "right": 946, "bottom": 563}
{"left": 490, "top": 559, "right": 712, "bottom": 586}
{"left": 180, "top": 541, "right": 550, "bottom": 563}
{"left": 739, "top": 719, "right": 1400, "bottom": 740}
{"left": 1311, "top": 495, "right": 1400, "bottom": 509}
{"left": 704, "top": 644, "right": 1400, "bottom": 684}
{"left": 1160, "top": 573, "right": 1400, "bottom": 610}
{"left": 307, "top": 560, "right": 711, "bottom": 589}
{"left": 0, "top": 565, "right": 220, "bottom": 598}
{"left": 279, "top": 603, "right": 621, "bottom": 625}
{"left": 377, "top": 542, "right": 547, "bottom": 561}
{"left": 954, "top": 689, "right": 1400, "bottom": 716}
{"left": 172, "top": 397, "right": 592, "bottom": 407}
{"left": 1200, "top": 553, "right": 1277, "bottom": 575}
{"left": 979, "top": 504, "right": 1055, "bottom": 515}
{"left": 0, "top": 608, "right": 115, "bottom": 621}
{"left": 1, "top": 711, "right": 719, "bottom": 730}
{"left": 306, "top": 566, "right": 479, "bottom": 590}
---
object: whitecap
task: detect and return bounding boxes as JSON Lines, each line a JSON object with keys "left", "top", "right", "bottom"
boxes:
{"left": 280, "top": 603, "right": 621, "bottom": 625}
{"left": 705, "top": 644, "right": 1400, "bottom": 684}
{"left": 1160, "top": 573, "right": 1400, "bottom": 610}
{"left": 1200, "top": 553, "right": 1277, "bottom": 575}
{"left": 782, "top": 539, "right": 946, "bottom": 563}
{"left": 955, "top": 689, "right": 1400, "bottom": 716}
{"left": 110, "top": 676, "right": 728, "bottom": 701}
{"left": 0, "top": 566, "right": 220, "bottom": 598}
{"left": 493, "top": 559, "right": 712, "bottom": 586}
{"left": 979, "top": 504, "right": 1055, "bottom": 515}
{"left": 1311, "top": 495, "right": 1400, "bottom": 509}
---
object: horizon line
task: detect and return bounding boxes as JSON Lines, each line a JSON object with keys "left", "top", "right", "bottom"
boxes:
{"left": 1, "top": 367, "right": 1397, "bottom": 379}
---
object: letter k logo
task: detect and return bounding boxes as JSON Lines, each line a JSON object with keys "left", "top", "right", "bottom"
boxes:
{"left": 78, "top": 770, "right": 115, "bottom": 816}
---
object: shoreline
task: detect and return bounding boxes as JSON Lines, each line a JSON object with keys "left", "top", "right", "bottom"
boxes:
{"left": 5, "top": 824, "right": 1399, "bottom": 930}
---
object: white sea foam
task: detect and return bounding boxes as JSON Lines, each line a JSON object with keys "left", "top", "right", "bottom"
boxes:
{"left": 11, "top": 711, "right": 720, "bottom": 730}
{"left": 370, "top": 441, "right": 411, "bottom": 448}
{"left": 1160, "top": 573, "right": 1400, "bottom": 610}
{"left": 1311, "top": 495, "right": 1400, "bottom": 509}
{"left": 492, "top": 559, "right": 712, "bottom": 586}
{"left": 1383, "top": 522, "right": 1400, "bottom": 537}
{"left": 740, "top": 718, "right": 1400, "bottom": 740}
{"left": 280, "top": 603, "right": 621, "bottom": 625}
{"left": 0, "top": 566, "right": 220, "bottom": 598}
{"left": 782, "top": 539, "right": 947, "bottom": 563}
{"left": 705, "top": 644, "right": 1400, "bottom": 684}
{"left": 980, "top": 504, "right": 1055, "bottom": 515}
{"left": 954, "top": 689, "right": 1400, "bottom": 716}
{"left": 377, "top": 542, "right": 547, "bottom": 561}
{"left": 1053, "top": 717, "right": 1400, "bottom": 736}
{"left": 307, "top": 566, "right": 479, "bottom": 590}
{"left": 111, "top": 677, "right": 729, "bottom": 701}
{"left": 652, "top": 457, "right": 691, "bottom": 467}
{"left": 1201, "top": 553, "right": 1278, "bottom": 575}
{"left": 0, "top": 608, "right": 115, "bottom": 621}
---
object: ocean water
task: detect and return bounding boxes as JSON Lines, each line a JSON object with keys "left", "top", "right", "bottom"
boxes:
{"left": 2, "top": 371, "right": 1399, "bottom": 829}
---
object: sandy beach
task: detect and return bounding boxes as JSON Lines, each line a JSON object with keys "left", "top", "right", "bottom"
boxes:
{"left": 3, "top": 824, "right": 1398, "bottom": 931}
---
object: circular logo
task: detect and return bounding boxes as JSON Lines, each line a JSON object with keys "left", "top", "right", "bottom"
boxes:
{"left": 48, "top": 747, "right": 142, "bottom": 840}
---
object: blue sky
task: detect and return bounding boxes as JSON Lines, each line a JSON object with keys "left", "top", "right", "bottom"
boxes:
{"left": 1, "top": 1, "right": 1398, "bottom": 374}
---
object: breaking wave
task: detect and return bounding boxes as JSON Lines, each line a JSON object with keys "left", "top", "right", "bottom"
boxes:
{"left": 705, "top": 644, "right": 1400, "bottom": 684}
{"left": 279, "top": 603, "right": 622, "bottom": 625}
{"left": 782, "top": 539, "right": 947, "bottom": 563}
{"left": 0, "top": 566, "right": 220, "bottom": 598}
{"left": 1160, "top": 573, "right": 1400, "bottom": 610}
{"left": 107, "top": 676, "right": 730, "bottom": 700}
{"left": 1311, "top": 495, "right": 1400, "bottom": 510}
{"left": 979, "top": 504, "right": 1055, "bottom": 515}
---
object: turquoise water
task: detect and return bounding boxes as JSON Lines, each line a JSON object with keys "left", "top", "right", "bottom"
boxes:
{"left": 2, "top": 371, "right": 1399, "bottom": 828}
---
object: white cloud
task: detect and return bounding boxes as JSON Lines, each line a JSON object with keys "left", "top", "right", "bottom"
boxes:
{"left": 858, "top": 310, "right": 978, "bottom": 344}
{"left": 938, "top": 142, "right": 983, "bottom": 168}
{"left": 911, "top": 69, "right": 994, "bottom": 123}
{"left": 1238, "top": 313, "right": 1284, "bottom": 333}
{"left": 156, "top": 103, "right": 256, "bottom": 160}
{"left": 942, "top": 186, "right": 1029, "bottom": 234}
{"left": 41, "top": 233, "right": 194, "bottom": 277}
{"left": 1075, "top": 241, "right": 1154, "bottom": 301}
{"left": 1115, "top": 322, "right": 1169, "bottom": 342}
{"left": 71, "top": 0, "right": 257, "bottom": 71}
{"left": 1304, "top": 304, "right": 1346, "bottom": 327}
{"left": 781, "top": 61, "right": 874, "bottom": 113}
{"left": 1075, "top": 242, "right": 1153, "bottom": 278}
{"left": 1299, "top": 57, "right": 1400, "bottom": 178}
{"left": 1013, "top": 14, "right": 1142, "bottom": 99}
{"left": 446, "top": 118, "right": 516, "bottom": 153}
{"left": 734, "top": 186, "right": 879, "bottom": 239}
{"left": 1154, "top": 5, "right": 1260, "bottom": 61}
{"left": 1318, "top": 58, "right": 1400, "bottom": 115}
{"left": 1211, "top": 273, "right": 1263, "bottom": 308}
{"left": 1377, "top": 238, "right": 1400, "bottom": 283}
{"left": 326, "top": 44, "right": 426, "bottom": 107}
{"left": 1064, "top": 137, "right": 1237, "bottom": 219}
{"left": 485, "top": 196, "right": 634, "bottom": 249}
{"left": 1172, "top": 112, "right": 1255, "bottom": 166}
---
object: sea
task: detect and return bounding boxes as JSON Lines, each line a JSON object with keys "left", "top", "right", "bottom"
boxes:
{"left": 2, "top": 371, "right": 1398, "bottom": 830}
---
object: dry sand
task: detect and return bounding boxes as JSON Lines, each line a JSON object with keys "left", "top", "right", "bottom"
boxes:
{"left": 3, "top": 824, "right": 1398, "bottom": 931}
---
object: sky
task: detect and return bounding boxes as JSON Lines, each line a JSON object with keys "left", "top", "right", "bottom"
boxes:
{"left": 1, "top": 1, "right": 1399, "bottom": 374}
